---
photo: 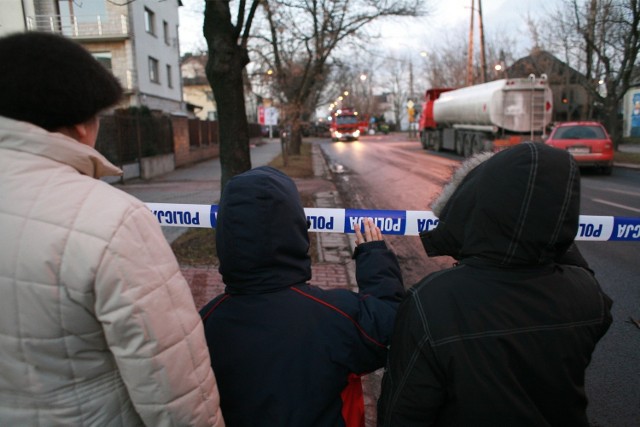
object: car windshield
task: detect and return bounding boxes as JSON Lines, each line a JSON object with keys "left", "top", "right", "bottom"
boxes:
{"left": 336, "top": 115, "right": 358, "bottom": 125}
{"left": 553, "top": 125, "right": 606, "bottom": 139}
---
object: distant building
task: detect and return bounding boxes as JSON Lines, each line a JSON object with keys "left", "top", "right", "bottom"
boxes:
{"left": 623, "top": 83, "right": 640, "bottom": 138}
{"left": 181, "top": 53, "right": 217, "bottom": 120}
{"left": 506, "top": 49, "right": 594, "bottom": 123}
{"left": 0, "top": 0, "right": 184, "bottom": 114}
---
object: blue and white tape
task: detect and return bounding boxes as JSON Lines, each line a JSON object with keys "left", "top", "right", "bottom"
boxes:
{"left": 146, "top": 203, "right": 640, "bottom": 242}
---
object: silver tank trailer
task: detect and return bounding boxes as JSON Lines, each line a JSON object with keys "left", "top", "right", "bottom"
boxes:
{"left": 433, "top": 77, "right": 553, "bottom": 134}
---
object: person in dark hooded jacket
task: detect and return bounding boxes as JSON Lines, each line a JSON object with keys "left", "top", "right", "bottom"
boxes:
{"left": 200, "top": 166, "right": 405, "bottom": 427}
{"left": 378, "top": 142, "right": 612, "bottom": 426}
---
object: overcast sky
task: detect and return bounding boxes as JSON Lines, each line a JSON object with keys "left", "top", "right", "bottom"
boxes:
{"left": 178, "top": 0, "right": 561, "bottom": 58}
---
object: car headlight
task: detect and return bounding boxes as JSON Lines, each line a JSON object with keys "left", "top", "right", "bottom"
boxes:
{"left": 335, "top": 131, "right": 342, "bottom": 138}
{"left": 354, "top": 130, "right": 360, "bottom": 137}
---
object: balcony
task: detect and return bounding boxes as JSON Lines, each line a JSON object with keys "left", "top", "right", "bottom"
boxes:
{"left": 26, "top": 14, "right": 130, "bottom": 41}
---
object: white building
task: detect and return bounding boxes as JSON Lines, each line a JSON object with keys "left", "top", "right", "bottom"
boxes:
{"left": 0, "top": 0, "right": 185, "bottom": 114}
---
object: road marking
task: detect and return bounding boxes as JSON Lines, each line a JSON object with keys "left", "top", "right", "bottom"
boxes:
{"left": 591, "top": 198, "right": 640, "bottom": 214}
{"left": 603, "top": 188, "right": 640, "bottom": 197}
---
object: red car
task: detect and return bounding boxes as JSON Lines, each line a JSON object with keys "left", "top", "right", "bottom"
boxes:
{"left": 545, "top": 121, "right": 614, "bottom": 175}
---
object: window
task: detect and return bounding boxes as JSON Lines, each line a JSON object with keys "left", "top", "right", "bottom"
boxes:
{"left": 149, "top": 57, "right": 159, "bottom": 83}
{"left": 144, "top": 8, "right": 155, "bottom": 35}
{"left": 166, "top": 64, "right": 173, "bottom": 88}
{"left": 163, "top": 20, "right": 170, "bottom": 45}
{"left": 92, "top": 52, "right": 112, "bottom": 71}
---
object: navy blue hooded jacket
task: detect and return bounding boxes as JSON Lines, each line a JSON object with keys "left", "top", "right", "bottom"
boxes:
{"left": 200, "top": 166, "right": 405, "bottom": 426}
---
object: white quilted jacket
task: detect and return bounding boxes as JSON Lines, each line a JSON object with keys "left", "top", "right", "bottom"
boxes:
{"left": 0, "top": 116, "right": 224, "bottom": 427}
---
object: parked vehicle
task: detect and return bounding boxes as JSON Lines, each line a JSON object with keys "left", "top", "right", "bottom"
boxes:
{"left": 544, "top": 121, "right": 614, "bottom": 175}
{"left": 330, "top": 107, "right": 361, "bottom": 142}
{"left": 419, "top": 77, "right": 553, "bottom": 157}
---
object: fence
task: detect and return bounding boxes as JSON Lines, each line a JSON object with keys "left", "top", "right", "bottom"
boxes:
{"left": 96, "top": 114, "right": 263, "bottom": 178}
{"left": 189, "top": 119, "right": 219, "bottom": 147}
{"left": 96, "top": 113, "right": 173, "bottom": 166}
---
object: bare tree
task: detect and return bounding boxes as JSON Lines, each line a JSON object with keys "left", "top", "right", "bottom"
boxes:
{"left": 532, "top": 0, "right": 640, "bottom": 146}
{"left": 378, "top": 56, "right": 410, "bottom": 128}
{"left": 257, "top": 0, "right": 428, "bottom": 155}
{"left": 417, "top": 28, "right": 520, "bottom": 89}
{"left": 326, "top": 59, "right": 383, "bottom": 119}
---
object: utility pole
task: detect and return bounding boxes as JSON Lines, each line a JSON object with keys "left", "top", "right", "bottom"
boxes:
{"left": 466, "top": 0, "right": 475, "bottom": 86}
{"left": 467, "top": 0, "right": 488, "bottom": 85}
{"left": 478, "top": 0, "right": 487, "bottom": 83}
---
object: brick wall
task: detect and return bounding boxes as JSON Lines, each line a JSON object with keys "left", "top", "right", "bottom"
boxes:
{"left": 172, "top": 115, "right": 219, "bottom": 167}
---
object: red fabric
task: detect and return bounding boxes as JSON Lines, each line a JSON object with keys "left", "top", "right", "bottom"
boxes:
{"left": 341, "top": 373, "right": 365, "bottom": 427}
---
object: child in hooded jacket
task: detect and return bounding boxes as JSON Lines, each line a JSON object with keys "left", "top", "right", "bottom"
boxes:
{"left": 200, "top": 166, "right": 405, "bottom": 427}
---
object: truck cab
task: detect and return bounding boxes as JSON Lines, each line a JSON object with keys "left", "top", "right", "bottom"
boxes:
{"left": 330, "top": 107, "right": 361, "bottom": 141}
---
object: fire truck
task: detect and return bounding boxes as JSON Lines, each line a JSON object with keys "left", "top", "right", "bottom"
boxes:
{"left": 418, "top": 76, "right": 553, "bottom": 157}
{"left": 330, "top": 107, "right": 361, "bottom": 142}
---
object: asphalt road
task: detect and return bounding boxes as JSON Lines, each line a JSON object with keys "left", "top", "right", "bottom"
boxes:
{"left": 319, "top": 133, "right": 640, "bottom": 426}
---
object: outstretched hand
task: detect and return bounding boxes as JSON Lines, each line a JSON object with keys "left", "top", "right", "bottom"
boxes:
{"left": 355, "top": 218, "right": 383, "bottom": 246}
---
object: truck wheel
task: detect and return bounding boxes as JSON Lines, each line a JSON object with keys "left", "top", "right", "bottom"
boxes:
{"left": 472, "top": 136, "right": 483, "bottom": 154}
{"left": 463, "top": 140, "right": 472, "bottom": 158}
{"left": 455, "top": 138, "right": 464, "bottom": 156}
{"left": 432, "top": 135, "right": 441, "bottom": 152}
{"left": 420, "top": 131, "right": 428, "bottom": 149}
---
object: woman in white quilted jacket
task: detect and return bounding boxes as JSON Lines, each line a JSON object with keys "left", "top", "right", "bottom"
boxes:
{"left": 0, "top": 32, "right": 224, "bottom": 427}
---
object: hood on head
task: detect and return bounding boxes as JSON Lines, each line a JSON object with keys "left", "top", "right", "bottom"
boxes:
{"left": 216, "top": 166, "right": 311, "bottom": 293}
{"left": 421, "top": 142, "right": 580, "bottom": 266}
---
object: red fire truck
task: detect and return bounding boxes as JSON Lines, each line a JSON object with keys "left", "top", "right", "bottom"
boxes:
{"left": 330, "top": 107, "right": 361, "bottom": 142}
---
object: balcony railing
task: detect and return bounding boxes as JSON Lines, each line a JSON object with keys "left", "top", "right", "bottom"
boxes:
{"left": 26, "top": 14, "right": 129, "bottom": 39}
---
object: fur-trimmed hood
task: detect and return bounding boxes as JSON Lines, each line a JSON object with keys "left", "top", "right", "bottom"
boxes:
{"left": 421, "top": 142, "right": 581, "bottom": 266}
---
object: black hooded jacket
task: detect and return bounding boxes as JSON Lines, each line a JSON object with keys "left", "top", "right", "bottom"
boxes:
{"left": 200, "top": 166, "right": 405, "bottom": 427}
{"left": 378, "top": 143, "right": 612, "bottom": 426}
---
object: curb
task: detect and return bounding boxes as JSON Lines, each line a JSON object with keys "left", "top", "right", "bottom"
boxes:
{"left": 614, "top": 162, "right": 640, "bottom": 170}
{"left": 311, "top": 143, "right": 357, "bottom": 291}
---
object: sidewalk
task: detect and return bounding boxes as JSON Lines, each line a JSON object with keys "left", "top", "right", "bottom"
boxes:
{"left": 616, "top": 143, "right": 640, "bottom": 169}
{"left": 116, "top": 140, "right": 381, "bottom": 426}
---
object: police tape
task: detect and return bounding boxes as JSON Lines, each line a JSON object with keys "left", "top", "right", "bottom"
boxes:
{"left": 146, "top": 203, "right": 640, "bottom": 242}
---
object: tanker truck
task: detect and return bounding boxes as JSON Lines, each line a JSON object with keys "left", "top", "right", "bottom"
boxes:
{"left": 419, "top": 76, "right": 553, "bottom": 157}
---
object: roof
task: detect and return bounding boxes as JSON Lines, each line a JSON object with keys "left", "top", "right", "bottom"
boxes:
{"left": 506, "top": 50, "right": 588, "bottom": 85}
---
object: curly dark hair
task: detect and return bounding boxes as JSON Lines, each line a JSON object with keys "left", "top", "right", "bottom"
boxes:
{"left": 0, "top": 32, "right": 123, "bottom": 131}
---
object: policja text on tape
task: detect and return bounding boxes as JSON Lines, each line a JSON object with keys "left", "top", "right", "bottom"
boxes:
{"left": 146, "top": 203, "right": 640, "bottom": 242}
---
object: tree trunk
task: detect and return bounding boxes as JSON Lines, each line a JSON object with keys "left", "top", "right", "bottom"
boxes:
{"left": 603, "top": 99, "right": 622, "bottom": 150}
{"left": 287, "top": 116, "right": 304, "bottom": 155}
{"left": 287, "top": 129, "right": 303, "bottom": 155}
{"left": 207, "top": 63, "right": 252, "bottom": 190}
{"left": 203, "top": 1, "right": 252, "bottom": 191}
